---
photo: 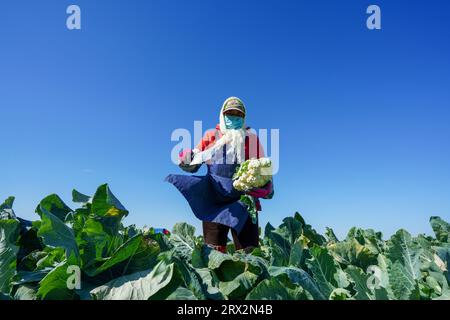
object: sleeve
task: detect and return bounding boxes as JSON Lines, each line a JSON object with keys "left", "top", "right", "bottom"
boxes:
{"left": 246, "top": 131, "right": 265, "bottom": 159}
{"left": 245, "top": 131, "right": 274, "bottom": 200}
{"left": 195, "top": 129, "right": 217, "bottom": 152}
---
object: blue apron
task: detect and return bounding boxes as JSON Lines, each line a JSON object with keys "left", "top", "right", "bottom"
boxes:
{"left": 165, "top": 147, "right": 250, "bottom": 234}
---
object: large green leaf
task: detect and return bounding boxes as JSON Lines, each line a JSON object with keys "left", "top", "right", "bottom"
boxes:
{"left": 0, "top": 197, "right": 16, "bottom": 220}
{"left": 195, "top": 249, "right": 266, "bottom": 299}
{"left": 246, "top": 278, "right": 306, "bottom": 300}
{"left": 388, "top": 261, "right": 420, "bottom": 300}
{"left": 325, "top": 227, "right": 339, "bottom": 243}
{"left": 37, "top": 206, "right": 79, "bottom": 259}
{"left": 269, "top": 266, "right": 325, "bottom": 300}
{"left": 264, "top": 222, "right": 293, "bottom": 266}
{"left": 91, "top": 184, "right": 128, "bottom": 218}
{"left": 330, "top": 288, "right": 353, "bottom": 300}
{"left": 218, "top": 271, "right": 259, "bottom": 299}
{"left": 170, "top": 223, "right": 196, "bottom": 261}
{"left": 328, "top": 238, "right": 378, "bottom": 270}
{"left": 296, "top": 212, "right": 326, "bottom": 246}
{"left": 18, "top": 247, "right": 65, "bottom": 272}
{"left": 206, "top": 250, "right": 246, "bottom": 281}
{"left": 90, "top": 260, "right": 179, "bottom": 300}
{"left": 166, "top": 287, "right": 197, "bottom": 300}
{"left": 0, "top": 219, "right": 20, "bottom": 295}
{"left": 387, "top": 230, "right": 422, "bottom": 282}
{"left": 288, "top": 236, "right": 309, "bottom": 269}
{"left": 195, "top": 267, "right": 224, "bottom": 300}
{"left": 16, "top": 227, "right": 44, "bottom": 268}
{"left": 430, "top": 216, "right": 450, "bottom": 243}
{"left": 306, "top": 245, "right": 338, "bottom": 298}
{"left": 36, "top": 194, "right": 72, "bottom": 221}
{"left": 376, "top": 254, "right": 395, "bottom": 298}
{"left": 84, "top": 234, "right": 153, "bottom": 277}
{"left": 345, "top": 265, "right": 389, "bottom": 300}
{"left": 76, "top": 218, "right": 115, "bottom": 268}
{"left": 72, "top": 189, "right": 91, "bottom": 204}
{"left": 13, "top": 284, "right": 38, "bottom": 300}
{"left": 168, "top": 255, "right": 207, "bottom": 300}
{"left": 37, "top": 253, "right": 80, "bottom": 300}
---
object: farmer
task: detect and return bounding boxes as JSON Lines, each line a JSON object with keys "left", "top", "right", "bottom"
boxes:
{"left": 166, "top": 97, "right": 273, "bottom": 253}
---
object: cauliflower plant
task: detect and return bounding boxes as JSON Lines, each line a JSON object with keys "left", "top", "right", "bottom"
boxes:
{"left": 232, "top": 157, "right": 272, "bottom": 192}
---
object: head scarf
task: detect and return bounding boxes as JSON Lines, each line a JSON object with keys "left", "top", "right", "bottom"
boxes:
{"left": 190, "top": 97, "right": 247, "bottom": 165}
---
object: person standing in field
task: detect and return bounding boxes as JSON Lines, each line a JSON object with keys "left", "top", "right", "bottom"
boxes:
{"left": 166, "top": 97, "right": 273, "bottom": 253}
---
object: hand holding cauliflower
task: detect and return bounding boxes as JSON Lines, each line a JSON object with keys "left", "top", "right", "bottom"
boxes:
{"left": 232, "top": 158, "right": 272, "bottom": 192}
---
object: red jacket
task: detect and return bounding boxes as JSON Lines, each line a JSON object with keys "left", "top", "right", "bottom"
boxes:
{"left": 195, "top": 125, "right": 271, "bottom": 211}
{"left": 196, "top": 124, "right": 265, "bottom": 160}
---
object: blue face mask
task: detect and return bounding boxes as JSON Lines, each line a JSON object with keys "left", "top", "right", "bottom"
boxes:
{"left": 224, "top": 115, "right": 244, "bottom": 129}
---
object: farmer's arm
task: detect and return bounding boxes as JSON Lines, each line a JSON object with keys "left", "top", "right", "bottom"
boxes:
{"left": 247, "top": 131, "right": 265, "bottom": 159}
{"left": 178, "top": 129, "right": 217, "bottom": 173}
{"left": 247, "top": 132, "right": 274, "bottom": 199}
{"left": 195, "top": 129, "right": 217, "bottom": 152}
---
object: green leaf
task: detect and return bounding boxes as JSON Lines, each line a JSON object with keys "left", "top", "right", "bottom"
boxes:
{"left": 274, "top": 215, "right": 303, "bottom": 247}
{"left": 18, "top": 248, "right": 65, "bottom": 271}
{"left": 376, "top": 254, "right": 395, "bottom": 298}
{"left": 328, "top": 238, "right": 378, "bottom": 270}
{"left": 195, "top": 267, "right": 224, "bottom": 300}
{"left": 37, "top": 253, "right": 80, "bottom": 300}
{"left": 246, "top": 278, "right": 306, "bottom": 300}
{"left": 12, "top": 269, "right": 51, "bottom": 286}
{"left": 387, "top": 229, "right": 422, "bottom": 282}
{"left": 269, "top": 266, "right": 326, "bottom": 300}
{"left": 36, "top": 194, "right": 72, "bottom": 221}
{"left": 91, "top": 184, "right": 128, "bottom": 218}
{"left": 0, "top": 197, "right": 16, "bottom": 220}
{"left": 166, "top": 287, "right": 198, "bottom": 300}
{"left": 13, "top": 284, "right": 38, "bottom": 300}
{"left": 170, "top": 223, "right": 196, "bottom": 261}
{"left": 37, "top": 206, "right": 79, "bottom": 259}
{"left": 388, "top": 261, "right": 420, "bottom": 300}
{"left": 345, "top": 265, "right": 374, "bottom": 300}
{"left": 325, "top": 227, "right": 339, "bottom": 243}
{"left": 306, "top": 245, "right": 338, "bottom": 298}
{"left": 72, "top": 189, "right": 91, "bottom": 204}
{"left": 297, "top": 213, "right": 326, "bottom": 246}
{"left": 16, "top": 227, "right": 44, "bottom": 268}
{"left": 0, "top": 197, "right": 15, "bottom": 211}
{"left": 84, "top": 234, "right": 148, "bottom": 277}
{"left": 288, "top": 236, "right": 308, "bottom": 269}
{"left": 345, "top": 265, "right": 390, "bottom": 300}
{"left": 430, "top": 216, "right": 450, "bottom": 243}
{"left": 167, "top": 255, "right": 207, "bottom": 300}
{"left": 0, "top": 219, "right": 20, "bottom": 294}
{"left": 76, "top": 218, "right": 115, "bottom": 268}
{"left": 206, "top": 250, "right": 246, "bottom": 281}
{"left": 90, "top": 260, "right": 179, "bottom": 300}
{"left": 330, "top": 288, "right": 352, "bottom": 300}
{"left": 219, "top": 271, "right": 259, "bottom": 299}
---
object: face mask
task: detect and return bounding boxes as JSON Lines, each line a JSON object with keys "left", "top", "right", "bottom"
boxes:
{"left": 224, "top": 115, "right": 244, "bottom": 129}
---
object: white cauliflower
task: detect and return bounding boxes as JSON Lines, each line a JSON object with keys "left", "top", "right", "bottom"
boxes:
{"left": 232, "top": 157, "right": 272, "bottom": 191}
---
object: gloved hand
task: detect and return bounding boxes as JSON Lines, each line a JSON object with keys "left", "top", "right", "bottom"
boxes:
{"left": 246, "top": 180, "right": 273, "bottom": 199}
{"left": 178, "top": 149, "right": 194, "bottom": 165}
{"left": 178, "top": 149, "right": 201, "bottom": 173}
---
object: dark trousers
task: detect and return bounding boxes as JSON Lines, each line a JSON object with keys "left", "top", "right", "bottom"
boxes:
{"left": 202, "top": 216, "right": 259, "bottom": 251}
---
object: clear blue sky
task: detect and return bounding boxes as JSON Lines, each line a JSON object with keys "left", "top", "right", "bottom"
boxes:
{"left": 1, "top": 0, "right": 449, "bottom": 239}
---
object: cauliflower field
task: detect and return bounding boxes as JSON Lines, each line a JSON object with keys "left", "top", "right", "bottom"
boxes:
{"left": 1, "top": 184, "right": 450, "bottom": 300}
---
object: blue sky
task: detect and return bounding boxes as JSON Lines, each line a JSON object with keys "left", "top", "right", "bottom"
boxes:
{"left": 1, "top": 0, "right": 449, "bottom": 239}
